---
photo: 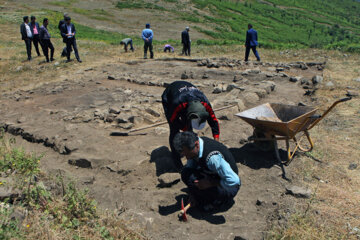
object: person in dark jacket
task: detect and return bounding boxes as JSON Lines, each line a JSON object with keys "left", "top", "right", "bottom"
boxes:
{"left": 120, "top": 38, "right": 134, "bottom": 52}
{"left": 245, "top": 24, "right": 260, "bottom": 62}
{"left": 39, "top": 18, "right": 55, "bottom": 62}
{"left": 181, "top": 27, "right": 191, "bottom": 56}
{"left": 162, "top": 81, "right": 220, "bottom": 170}
{"left": 173, "top": 131, "right": 240, "bottom": 211}
{"left": 20, "top": 16, "right": 32, "bottom": 61}
{"left": 58, "top": 13, "right": 71, "bottom": 57}
{"left": 60, "top": 16, "right": 82, "bottom": 63}
{"left": 29, "top": 16, "right": 41, "bottom": 56}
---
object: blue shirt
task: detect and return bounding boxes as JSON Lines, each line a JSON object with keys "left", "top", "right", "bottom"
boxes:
{"left": 142, "top": 28, "right": 153, "bottom": 42}
{"left": 246, "top": 28, "right": 258, "bottom": 47}
{"left": 185, "top": 138, "right": 241, "bottom": 195}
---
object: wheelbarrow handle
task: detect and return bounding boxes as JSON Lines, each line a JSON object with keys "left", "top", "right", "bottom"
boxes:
{"left": 308, "top": 97, "right": 352, "bottom": 130}
{"left": 339, "top": 97, "right": 352, "bottom": 102}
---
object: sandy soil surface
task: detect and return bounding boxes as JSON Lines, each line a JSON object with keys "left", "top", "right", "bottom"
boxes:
{"left": 0, "top": 57, "right": 327, "bottom": 239}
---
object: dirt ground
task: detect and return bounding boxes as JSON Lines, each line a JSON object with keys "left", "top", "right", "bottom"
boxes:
{"left": 0, "top": 56, "right": 330, "bottom": 239}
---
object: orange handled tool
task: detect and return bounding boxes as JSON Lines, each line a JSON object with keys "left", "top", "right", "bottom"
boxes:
{"left": 179, "top": 198, "right": 191, "bottom": 221}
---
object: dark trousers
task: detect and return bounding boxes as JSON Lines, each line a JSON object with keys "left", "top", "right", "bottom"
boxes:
{"left": 65, "top": 38, "right": 80, "bottom": 61}
{"left": 182, "top": 43, "right": 191, "bottom": 56}
{"left": 245, "top": 46, "right": 260, "bottom": 61}
{"left": 32, "top": 34, "right": 41, "bottom": 56}
{"left": 24, "top": 39, "right": 32, "bottom": 60}
{"left": 169, "top": 126, "right": 184, "bottom": 170}
{"left": 181, "top": 168, "right": 238, "bottom": 206}
{"left": 144, "top": 41, "right": 153, "bottom": 58}
{"left": 41, "top": 39, "right": 54, "bottom": 62}
{"left": 124, "top": 41, "right": 134, "bottom": 52}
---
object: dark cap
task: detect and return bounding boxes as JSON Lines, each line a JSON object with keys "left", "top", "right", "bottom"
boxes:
{"left": 146, "top": 23, "right": 150, "bottom": 28}
{"left": 186, "top": 101, "right": 209, "bottom": 123}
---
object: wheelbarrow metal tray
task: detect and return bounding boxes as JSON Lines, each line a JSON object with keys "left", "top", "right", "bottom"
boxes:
{"left": 235, "top": 103, "right": 318, "bottom": 138}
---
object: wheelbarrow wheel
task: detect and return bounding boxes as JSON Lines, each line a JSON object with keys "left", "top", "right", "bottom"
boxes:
{"left": 251, "top": 129, "right": 274, "bottom": 152}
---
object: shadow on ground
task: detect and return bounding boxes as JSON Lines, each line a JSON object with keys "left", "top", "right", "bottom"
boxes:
{"left": 150, "top": 146, "right": 178, "bottom": 176}
{"left": 229, "top": 143, "right": 288, "bottom": 169}
{"left": 158, "top": 188, "right": 232, "bottom": 225}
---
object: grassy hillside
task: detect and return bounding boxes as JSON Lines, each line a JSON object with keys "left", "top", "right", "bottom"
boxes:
{"left": 116, "top": 0, "right": 360, "bottom": 51}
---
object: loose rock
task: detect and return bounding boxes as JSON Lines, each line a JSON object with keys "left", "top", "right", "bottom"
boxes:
{"left": 157, "top": 173, "right": 180, "bottom": 188}
{"left": 312, "top": 75, "right": 323, "bottom": 85}
{"left": 348, "top": 163, "right": 358, "bottom": 170}
{"left": 68, "top": 158, "right": 92, "bottom": 168}
{"left": 285, "top": 186, "right": 312, "bottom": 198}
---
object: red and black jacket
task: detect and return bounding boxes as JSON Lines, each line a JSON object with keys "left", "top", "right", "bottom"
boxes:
{"left": 161, "top": 81, "right": 220, "bottom": 139}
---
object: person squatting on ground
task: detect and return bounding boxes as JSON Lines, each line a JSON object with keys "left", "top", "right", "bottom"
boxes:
{"left": 29, "top": 16, "right": 41, "bottom": 57}
{"left": 163, "top": 44, "right": 174, "bottom": 53}
{"left": 161, "top": 81, "right": 220, "bottom": 170}
{"left": 142, "top": 23, "right": 153, "bottom": 59}
{"left": 20, "top": 16, "right": 32, "bottom": 61}
{"left": 120, "top": 38, "right": 134, "bottom": 52}
{"left": 39, "top": 18, "right": 55, "bottom": 62}
{"left": 245, "top": 24, "right": 260, "bottom": 62}
{"left": 181, "top": 27, "right": 191, "bottom": 56}
{"left": 60, "top": 16, "right": 82, "bottom": 63}
{"left": 58, "top": 13, "right": 71, "bottom": 57}
{"left": 173, "top": 131, "right": 240, "bottom": 211}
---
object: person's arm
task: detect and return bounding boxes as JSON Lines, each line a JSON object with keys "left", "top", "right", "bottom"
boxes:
{"left": 148, "top": 30, "right": 153, "bottom": 41}
{"left": 255, "top": 31, "right": 258, "bottom": 42}
{"left": 39, "top": 27, "right": 44, "bottom": 40}
{"left": 245, "top": 30, "right": 250, "bottom": 47}
{"left": 142, "top": 30, "right": 147, "bottom": 41}
{"left": 207, "top": 154, "right": 240, "bottom": 192}
{"left": 201, "top": 102, "right": 220, "bottom": 140}
{"left": 72, "top": 24, "right": 76, "bottom": 36}
{"left": 60, "top": 26, "right": 67, "bottom": 38}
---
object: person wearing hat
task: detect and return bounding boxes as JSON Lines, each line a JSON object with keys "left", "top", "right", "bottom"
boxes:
{"left": 142, "top": 23, "right": 153, "bottom": 59}
{"left": 161, "top": 81, "right": 220, "bottom": 170}
{"left": 173, "top": 131, "right": 240, "bottom": 211}
{"left": 181, "top": 27, "right": 191, "bottom": 56}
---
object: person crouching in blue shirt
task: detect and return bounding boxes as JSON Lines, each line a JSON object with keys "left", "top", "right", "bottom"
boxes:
{"left": 142, "top": 23, "right": 153, "bottom": 59}
{"left": 173, "top": 131, "right": 241, "bottom": 211}
{"left": 245, "top": 23, "right": 260, "bottom": 62}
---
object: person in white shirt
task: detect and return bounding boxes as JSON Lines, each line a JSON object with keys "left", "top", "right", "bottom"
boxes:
{"left": 20, "top": 16, "right": 33, "bottom": 61}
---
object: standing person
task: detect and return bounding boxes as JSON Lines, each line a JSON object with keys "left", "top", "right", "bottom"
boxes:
{"left": 181, "top": 27, "right": 191, "bottom": 56}
{"left": 39, "top": 18, "right": 55, "bottom": 62}
{"left": 244, "top": 24, "right": 260, "bottom": 62}
{"left": 120, "top": 38, "right": 134, "bottom": 52}
{"left": 58, "top": 13, "right": 71, "bottom": 57}
{"left": 60, "top": 16, "right": 82, "bottom": 63}
{"left": 29, "top": 16, "right": 41, "bottom": 56}
{"left": 142, "top": 23, "right": 153, "bottom": 59}
{"left": 173, "top": 131, "right": 240, "bottom": 211}
{"left": 161, "top": 81, "right": 220, "bottom": 170}
{"left": 20, "top": 16, "right": 32, "bottom": 61}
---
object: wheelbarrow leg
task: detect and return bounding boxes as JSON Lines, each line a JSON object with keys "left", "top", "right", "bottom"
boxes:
{"left": 273, "top": 139, "right": 291, "bottom": 182}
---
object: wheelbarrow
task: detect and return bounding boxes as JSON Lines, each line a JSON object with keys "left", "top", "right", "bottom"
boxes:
{"left": 235, "top": 97, "right": 351, "bottom": 180}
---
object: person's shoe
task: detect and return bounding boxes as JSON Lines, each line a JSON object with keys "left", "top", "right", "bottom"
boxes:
{"left": 66, "top": 59, "right": 71, "bottom": 63}
{"left": 46, "top": 59, "right": 50, "bottom": 63}
{"left": 77, "top": 59, "right": 82, "bottom": 63}
{"left": 50, "top": 58, "right": 55, "bottom": 62}
{"left": 144, "top": 56, "right": 147, "bottom": 59}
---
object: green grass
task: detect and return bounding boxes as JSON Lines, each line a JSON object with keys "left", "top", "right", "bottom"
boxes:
{"left": 49, "top": 0, "right": 78, "bottom": 7}
{"left": 0, "top": 132, "right": 141, "bottom": 240}
{"left": 113, "top": 0, "right": 360, "bottom": 52}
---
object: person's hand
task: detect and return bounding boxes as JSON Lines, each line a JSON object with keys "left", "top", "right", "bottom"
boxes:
{"left": 214, "top": 137, "right": 219, "bottom": 142}
{"left": 145, "top": 38, "right": 149, "bottom": 42}
{"left": 194, "top": 179, "right": 213, "bottom": 190}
